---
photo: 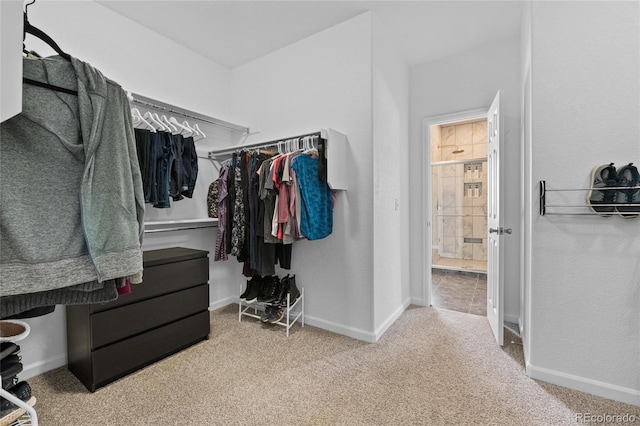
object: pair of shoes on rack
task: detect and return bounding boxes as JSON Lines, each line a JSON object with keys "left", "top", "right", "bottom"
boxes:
{"left": 258, "top": 276, "right": 283, "bottom": 304}
{"left": 240, "top": 276, "right": 279, "bottom": 304}
{"left": 260, "top": 305, "right": 285, "bottom": 324}
{"left": 240, "top": 276, "right": 262, "bottom": 304}
{"left": 587, "top": 163, "right": 640, "bottom": 218}
{"left": 272, "top": 275, "right": 300, "bottom": 307}
{"left": 263, "top": 275, "right": 300, "bottom": 307}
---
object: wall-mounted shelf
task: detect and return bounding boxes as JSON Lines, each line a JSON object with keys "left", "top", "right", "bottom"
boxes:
{"left": 539, "top": 180, "right": 640, "bottom": 216}
{"left": 144, "top": 218, "right": 218, "bottom": 234}
{"left": 207, "top": 128, "right": 348, "bottom": 190}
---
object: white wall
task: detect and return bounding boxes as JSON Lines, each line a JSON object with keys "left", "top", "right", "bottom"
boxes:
{"left": 519, "top": 2, "right": 533, "bottom": 370}
{"left": 527, "top": 1, "right": 640, "bottom": 405}
{"left": 372, "top": 15, "right": 410, "bottom": 336}
{"left": 409, "top": 37, "right": 522, "bottom": 322}
{"left": 16, "top": 0, "right": 234, "bottom": 379}
{"left": 0, "top": 0, "right": 23, "bottom": 122}
{"left": 230, "top": 13, "right": 376, "bottom": 340}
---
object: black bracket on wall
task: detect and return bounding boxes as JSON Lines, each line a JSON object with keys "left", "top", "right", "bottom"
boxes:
{"left": 540, "top": 180, "right": 546, "bottom": 216}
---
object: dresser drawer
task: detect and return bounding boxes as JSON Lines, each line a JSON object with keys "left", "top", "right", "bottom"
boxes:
{"left": 91, "top": 310, "right": 210, "bottom": 389}
{"left": 90, "top": 284, "right": 208, "bottom": 348}
{"left": 90, "top": 257, "right": 209, "bottom": 313}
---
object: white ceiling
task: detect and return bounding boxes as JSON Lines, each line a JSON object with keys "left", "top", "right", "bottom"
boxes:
{"left": 97, "top": 1, "right": 524, "bottom": 69}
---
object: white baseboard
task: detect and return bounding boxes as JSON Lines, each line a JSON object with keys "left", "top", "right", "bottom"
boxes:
{"left": 374, "top": 299, "right": 411, "bottom": 342}
{"left": 528, "top": 364, "right": 640, "bottom": 406}
{"left": 211, "top": 297, "right": 409, "bottom": 344}
{"left": 504, "top": 313, "right": 519, "bottom": 325}
{"left": 410, "top": 296, "right": 427, "bottom": 306}
{"left": 304, "top": 315, "right": 376, "bottom": 343}
{"left": 210, "top": 298, "right": 377, "bottom": 342}
{"left": 209, "top": 296, "right": 236, "bottom": 311}
{"left": 22, "top": 354, "right": 67, "bottom": 381}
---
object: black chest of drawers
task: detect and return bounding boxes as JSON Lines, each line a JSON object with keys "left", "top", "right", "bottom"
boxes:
{"left": 66, "top": 247, "right": 210, "bottom": 392}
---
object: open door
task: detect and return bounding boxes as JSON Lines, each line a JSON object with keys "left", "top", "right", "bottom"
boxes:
{"left": 487, "top": 91, "right": 505, "bottom": 346}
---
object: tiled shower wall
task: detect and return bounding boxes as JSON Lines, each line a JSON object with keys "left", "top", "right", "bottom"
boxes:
{"left": 431, "top": 120, "right": 487, "bottom": 162}
{"left": 431, "top": 119, "right": 488, "bottom": 263}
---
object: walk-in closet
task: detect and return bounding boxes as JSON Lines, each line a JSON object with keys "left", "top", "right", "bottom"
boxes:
{"left": 1, "top": 1, "right": 639, "bottom": 424}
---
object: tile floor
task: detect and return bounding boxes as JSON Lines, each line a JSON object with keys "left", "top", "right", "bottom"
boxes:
{"left": 432, "top": 268, "right": 487, "bottom": 316}
{"left": 432, "top": 256, "right": 487, "bottom": 273}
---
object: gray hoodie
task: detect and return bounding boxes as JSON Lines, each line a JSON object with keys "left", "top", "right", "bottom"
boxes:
{"left": 0, "top": 55, "right": 144, "bottom": 297}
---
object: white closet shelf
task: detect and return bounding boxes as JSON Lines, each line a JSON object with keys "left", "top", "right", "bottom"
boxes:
{"left": 144, "top": 218, "right": 218, "bottom": 234}
{"left": 128, "top": 92, "right": 249, "bottom": 134}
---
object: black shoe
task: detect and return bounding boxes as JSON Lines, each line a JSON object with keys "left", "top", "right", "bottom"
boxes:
{"left": 259, "top": 276, "right": 281, "bottom": 304}
{"left": 260, "top": 306, "right": 273, "bottom": 323}
{"left": 587, "top": 163, "right": 618, "bottom": 216}
{"left": 275, "top": 275, "right": 290, "bottom": 306}
{"left": 0, "top": 381, "right": 31, "bottom": 411}
{"left": 245, "top": 277, "right": 265, "bottom": 304}
{"left": 2, "top": 376, "right": 18, "bottom": 391}
{"left": 268, "top": 307, "right": 285, "bottom": 324}
{"left": 287, "top": 275, "right": 300, "bottom": 305}
{"left": 615, "top": 163, "right": 640, "bottom": 218}
{"left": 0, "top": 354, "right": 22, "bottom": 379}
{"left": 240, "top": 276, "right": 260, "bottom": 302}
{"left": 0, "top": 342, "right": 19, "bottom": 361}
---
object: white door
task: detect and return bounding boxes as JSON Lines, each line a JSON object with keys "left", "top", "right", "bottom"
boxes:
{"left": 487, "top": 91, "right": 505, "bottom": 346}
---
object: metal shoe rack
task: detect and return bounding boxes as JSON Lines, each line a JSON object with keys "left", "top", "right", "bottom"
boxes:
{"left": 238, "top": 286, "right": 304, "bottom": 337}
{"left": 0, "top": 320, "right": 38, "bottom": 426}
{"left": 539, "top": 180, "right": 640, "bottom": 216}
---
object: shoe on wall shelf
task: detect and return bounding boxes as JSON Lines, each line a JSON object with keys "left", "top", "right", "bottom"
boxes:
{"left": 238, "top": 277, "right": 304, "bottom": 337}
{"left": 540, "top": 177, "right": 640, "bottom": 218}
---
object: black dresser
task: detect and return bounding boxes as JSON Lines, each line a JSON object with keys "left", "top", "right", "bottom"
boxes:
{"left": 66, "top": 247, "right": 210, "bottom": 392}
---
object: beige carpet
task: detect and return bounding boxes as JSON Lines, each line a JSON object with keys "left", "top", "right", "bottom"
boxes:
{"left": 28, "top": 305, "right": 639, "bottom": 425}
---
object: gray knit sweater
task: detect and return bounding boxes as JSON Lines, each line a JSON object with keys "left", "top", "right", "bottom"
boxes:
{"left": 0, "top": 55, "right": 144, "bottom": 297}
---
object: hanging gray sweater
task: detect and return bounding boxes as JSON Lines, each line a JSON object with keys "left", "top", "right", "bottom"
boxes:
{"left": 0, "top": 55, "right": 144, "bottom": 298}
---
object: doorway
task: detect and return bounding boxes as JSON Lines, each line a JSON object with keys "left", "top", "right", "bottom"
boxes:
{"left": 422, "top": 108, "right": 488, "bottom": 317}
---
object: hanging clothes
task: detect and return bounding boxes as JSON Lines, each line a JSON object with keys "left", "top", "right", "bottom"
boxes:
{"left": 214, "top": 163, "right": 231, "bottom": 261}
{"left": 181, "top": 136, "right": 198, "bottom": 198}
{"left": 291, "top": 153, "right": 333, "bottom": 240}
{"left": 0, "top": 55, "right": 144, "bottom": 316}
{"left": 133, "top": 129, "right": 200, "bottom": 207}
{"left": 207, "top": 180, "right": 219, "bottom": 218}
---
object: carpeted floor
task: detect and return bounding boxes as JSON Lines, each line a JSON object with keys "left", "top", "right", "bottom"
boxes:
{"left": 28, "top": 304, "right": 639, "bottom": 425}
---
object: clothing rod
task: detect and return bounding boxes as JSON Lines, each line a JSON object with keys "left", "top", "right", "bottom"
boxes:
{"left": 207, "top": 131, "right": 323, "bottom": 157}
{"left": 144, "top": 225, "right": 217, "bottom": 234}
{"left": 128, "top": 92, "right": 249, "bottom": 134}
